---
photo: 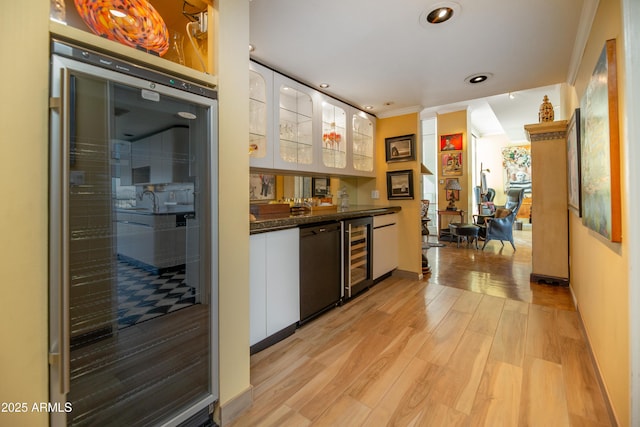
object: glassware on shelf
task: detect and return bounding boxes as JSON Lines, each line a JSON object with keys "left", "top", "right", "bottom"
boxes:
{"left": 73, "top": 0, "right": 170, "bottom": 56}
{"left": 249, "top": 71, "right": 266, "bottom": 102}
{"left": 279, "top": 121, "right": 295, "bottom": 141}
{"left": 250, "top": 100, "right": 266, "bottom": 135}
{"left": 164, "top": 30, "right": 185, "bottom": 65}
{"left": 352, "top": 113, "right": 373, "bottom": 172}
{"left": 323, "top": 122, "right": 342, "bottom": 150}
{"left": 50, "top": 0, "right": 66, "bottom": 23}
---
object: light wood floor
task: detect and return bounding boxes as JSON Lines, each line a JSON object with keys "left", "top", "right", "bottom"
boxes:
{"left": 229, "top": 229, "right": 613, "bottom": 427}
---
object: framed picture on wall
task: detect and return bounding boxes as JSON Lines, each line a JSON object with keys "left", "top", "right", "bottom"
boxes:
{"left": 249, "top": 173, "right": 276, "bottom": 201}
{"left": 385, "top": 134, "right": 416, "bottom": 162}
{"left": 445, "top": 178, "right": 460, "bottom": 201}
{"left": 440, "top": 133, "right": 463, "bottom": 151}
{"left": 567, "top": 108, "right": 582, "bottom": 216}
{"left": 386, "top": 170, "right": 414, "bottom": 199}
{"left": 440, "top": 151, "right": 463, "bottom": 176}
{"left": 580, "top": 38, "right": 621, "bottom": 242}
{"left": 312, "top": 177, "right": 330, "bottom": 197}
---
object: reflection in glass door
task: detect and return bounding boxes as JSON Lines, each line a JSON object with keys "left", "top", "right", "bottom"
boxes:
{"left": 49, "top": 43, "right": 218, "bottom": 426}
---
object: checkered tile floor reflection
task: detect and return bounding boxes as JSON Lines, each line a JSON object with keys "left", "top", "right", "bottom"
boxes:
{"left": 117, "top": 261, "right": 195, "bottom": 329}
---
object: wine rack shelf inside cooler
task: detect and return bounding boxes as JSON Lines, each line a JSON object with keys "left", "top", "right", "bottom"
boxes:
{"left": 348, "top": 225, "right": 369, "bottom": 286}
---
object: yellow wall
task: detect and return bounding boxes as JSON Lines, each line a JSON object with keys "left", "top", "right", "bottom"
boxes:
{"left": 0, "top": 1, "right": 631, "bottom": 426}
{"left": 216, "top": 0, "right": 252, "bottom": 408}
{"left": 0, "top": 1, "right": 251, "bottom": 425}
{"left": 369, "top": 113, "right": 422, "bottom": 275}
{"left": 0, "top": 1, "right": 50, "bottom": 426}
{"left": 436, "top": 110, "right": 472, "bottom": 215}
{"left": 568, "top": 0, "right": 629, "bottom": 425}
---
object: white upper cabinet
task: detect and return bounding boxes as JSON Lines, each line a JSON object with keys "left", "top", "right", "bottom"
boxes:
{"left": 249, "top": 62, "right": 274, "bottom": 169}
{"left": 248, "top": 61, "right": 374, "bottom": 176}
{"left": 317, "top": 99, "right": 375, "bottom": 177}
{"left": 273, "top": 74, "right": 318, "bottom": 171}
{"left": 351, "top": 110, "right": 375, "bottom": 176}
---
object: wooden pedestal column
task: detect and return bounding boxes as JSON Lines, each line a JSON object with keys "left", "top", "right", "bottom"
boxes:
{"left": 524, "top": 121, "right": 570, "bottom": 285}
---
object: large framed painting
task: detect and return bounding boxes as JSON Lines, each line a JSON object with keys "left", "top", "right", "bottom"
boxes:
{"left": 567, "top": 108, "right": 582, "bottom": 216}
{"left": 580, "top": 38, "right": 621, "bottom": 242}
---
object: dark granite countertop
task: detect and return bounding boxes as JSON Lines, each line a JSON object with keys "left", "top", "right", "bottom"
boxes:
{"left": 250, "top": 205, "right": 401, "bottom": 234}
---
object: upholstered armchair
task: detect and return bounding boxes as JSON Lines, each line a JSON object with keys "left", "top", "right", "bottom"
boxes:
{"left": 485, "top": 188, "right": 496, "bottom": 202}
{"left": 478, "top": 188, "right": 525, "bottom": 251}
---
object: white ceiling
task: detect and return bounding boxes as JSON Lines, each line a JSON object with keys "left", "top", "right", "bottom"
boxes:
{"left": 249, "top": 0, "right": 595, "bottom": 143}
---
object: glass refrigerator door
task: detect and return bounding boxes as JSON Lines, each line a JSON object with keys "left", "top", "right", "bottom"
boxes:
{"left": 49, "top": 50, "right": 218, "bottom": 426}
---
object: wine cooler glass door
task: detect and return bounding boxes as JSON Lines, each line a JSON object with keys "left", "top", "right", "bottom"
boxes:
{"left": 49, "top": 43, "right": 218, "bottom": 426}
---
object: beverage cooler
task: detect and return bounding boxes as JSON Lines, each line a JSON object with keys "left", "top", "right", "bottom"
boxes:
{"left": 342, "top": 217, "right": 373, "bottom": 299}
{"left": 48, "top": 40, "right": 218, "bottom": 426}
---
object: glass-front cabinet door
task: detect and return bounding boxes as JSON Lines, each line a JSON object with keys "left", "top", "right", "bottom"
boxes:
{"left": 352, "top": 110, "right": 375, "bottom": 176}
{"left": 320, "top": 99, "right": 348, "bottom": 172}
{"left": 249, "top": 62, "right": 273, "bottom": 168}
{"left": 249, "top": 64, "right": 376, "bottom": 176}
{"left": 273, "top": 74, "right": 316, "bottom": 171}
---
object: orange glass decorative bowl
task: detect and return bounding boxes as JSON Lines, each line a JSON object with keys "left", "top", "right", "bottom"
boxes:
{"left": 74, "top": 0, "right": 169, "bottom": 56}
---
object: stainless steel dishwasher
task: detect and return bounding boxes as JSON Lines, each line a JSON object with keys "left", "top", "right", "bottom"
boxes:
{"left": 299, "top": 222, "right": 342, "bottom": 323}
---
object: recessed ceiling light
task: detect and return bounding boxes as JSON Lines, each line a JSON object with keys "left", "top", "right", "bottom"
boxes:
{"left": 420, "top": 2, "right": 461, "bottom": 27}
{"left": 465, "top": 73, "right": 493, "bottom": 84}
{"left": 319, "top": 83, "right": 330, "bottom": 89}
{"left": 363, "top": 105, "right": 374, "bottom": 110}
{"left": 383, "top": 101, "right": 394, "bottom": 106}
{"left": 427, "top": 7, "right": 453, "bottom": 23}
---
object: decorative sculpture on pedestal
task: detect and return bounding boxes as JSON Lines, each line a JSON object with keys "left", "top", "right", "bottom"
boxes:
{"left": 538, "top": 95, "right": 554, "bottom": 122}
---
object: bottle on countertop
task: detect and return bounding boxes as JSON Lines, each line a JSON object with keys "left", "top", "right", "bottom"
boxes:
{"left": 338, "top": 187, "right": 349, "bottom": 209}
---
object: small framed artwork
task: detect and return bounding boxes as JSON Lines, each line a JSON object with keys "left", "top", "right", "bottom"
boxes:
{"left": 385, "top": 134, "right": 416, "bottom": 163}
{"left": 312, "top": 177, "right": 330, "bottom": 197}
{"left": 386, "top": 169, "right": 414, "bottom": 200}
{"left": 440, "top": 151, "right": 463, "bottom": 176}
{"left": 445, "top": 178, "right": 460, "bottom": 201}
{"left": 567, "top": 108, "right": 582, "bottom": 216}
{"left": 440, "top": 133, "right": 463, "bottom": 151}
{"left": 249, "top": 173, "right": 276, "bottom": 201}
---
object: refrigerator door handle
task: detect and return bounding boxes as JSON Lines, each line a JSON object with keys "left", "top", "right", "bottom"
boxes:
{"left": 49, "top": 67, "right": 71, "bottom": 396}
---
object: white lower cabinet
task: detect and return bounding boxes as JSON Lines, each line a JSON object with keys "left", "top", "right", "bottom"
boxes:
{"left": 250, "top": 228, "right": 300, "bottom": 349}
{"left": 373, "top": 214, "right": 399, "bottom": 279}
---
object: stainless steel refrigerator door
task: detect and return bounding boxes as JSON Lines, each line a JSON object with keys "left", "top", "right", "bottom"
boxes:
{"left": 49, "top": 49, "right": 218, "bottom": 426}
